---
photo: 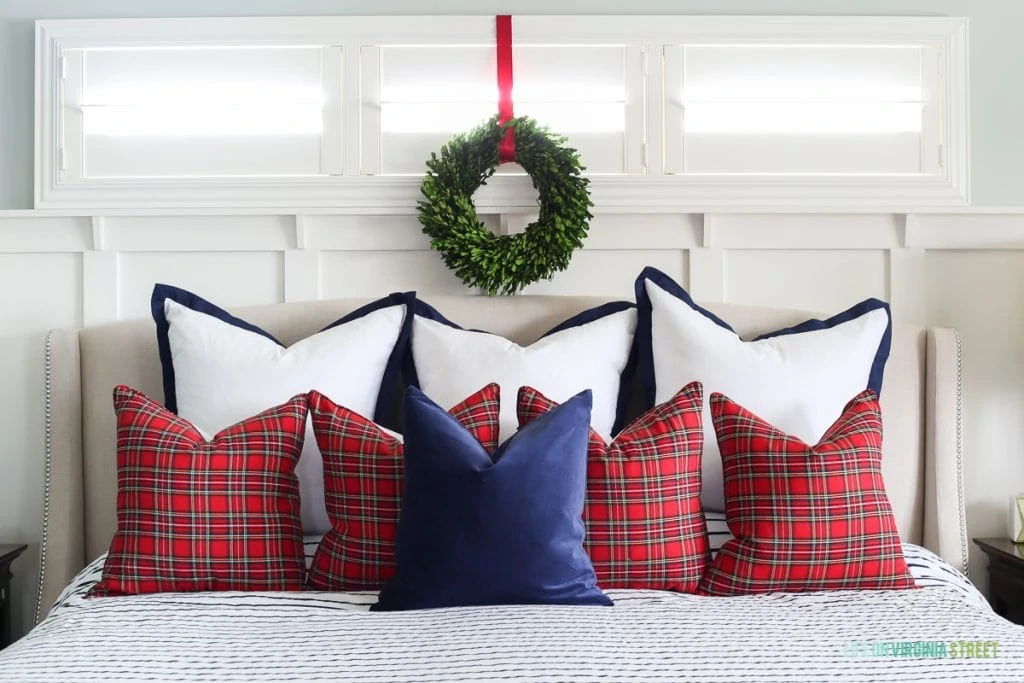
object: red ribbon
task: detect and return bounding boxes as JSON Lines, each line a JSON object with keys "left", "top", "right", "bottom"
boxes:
{"left": 496, "top": 15, "right": 515, "bottom": 163}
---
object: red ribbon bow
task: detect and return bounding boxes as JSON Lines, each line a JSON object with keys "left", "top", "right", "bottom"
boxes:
{"left": 496, "top": 15, "right": 515, "bottom": 164}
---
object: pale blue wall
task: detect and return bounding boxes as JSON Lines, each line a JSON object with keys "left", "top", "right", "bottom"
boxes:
{"left": 0, "top": 0, "right": 1017, "bottom": 207}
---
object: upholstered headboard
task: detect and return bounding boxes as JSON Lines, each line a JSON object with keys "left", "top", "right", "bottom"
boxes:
{"left": 35, "top": 295, "right": 966, "bottom": 621}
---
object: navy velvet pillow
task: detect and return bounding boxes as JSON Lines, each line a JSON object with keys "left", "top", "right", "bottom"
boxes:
{"left": 373, "top": 386, "right": 612, "bottom": 610}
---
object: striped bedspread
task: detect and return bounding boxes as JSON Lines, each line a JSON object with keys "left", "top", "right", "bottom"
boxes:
{"left": 2, "top": 544, "right": 1023, "bottom": 682}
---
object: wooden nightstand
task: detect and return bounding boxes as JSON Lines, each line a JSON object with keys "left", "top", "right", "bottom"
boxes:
{"left": 974, "top": 538, "right": 1024, "bottom": 625}
{"left": 0, "top": 544, "right": 27, "bottom": 650}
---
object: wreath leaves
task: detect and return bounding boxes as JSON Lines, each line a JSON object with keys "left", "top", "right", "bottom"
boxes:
{"left": 418, "top": 115, "right": 593, "bottom": 296}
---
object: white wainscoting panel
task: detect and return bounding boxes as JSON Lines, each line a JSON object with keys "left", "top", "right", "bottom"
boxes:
{"left": 724, "top": 249, "right": 888, "bottom": 311}
{"left": 320, "top": 251, "right": 470, "bottom": 298}
{"left": 1, "top": 208, "right": 1024, "bottom": 639}
{"left": 305, "top": 215, "right": 438, "bottom": 252}
{"left": 711, "top": 213, "right": 902, "bottom": 250}
{"left": 913, "top": 214, "right": 1024, "bottom": 250}
{"left": 104, "top": 215, "right": 295, "bottom": 253}
{"left": 581, "top": 214, "right": 702, "bottom": 250}
{"left": 284, "top": 250, "right": 321, "bottom": 303}
{"left": 0, "top": 218, "right": 91, "bottom": 252}
{"left": 118, "top": 252, "right": 285, "bottom": 320}
{"left": 523, "top": 249, "right": 688, "bottom": 298}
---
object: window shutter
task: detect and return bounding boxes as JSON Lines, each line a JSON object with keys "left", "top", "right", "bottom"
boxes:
{"left": 364, "top": 44, "right": 645, "bottom": 175}
{"left": 65, "top": 45, "right": 339, "bottom": 179}
{"left": 664, "top": 44, "right": 942, "bottom": 175}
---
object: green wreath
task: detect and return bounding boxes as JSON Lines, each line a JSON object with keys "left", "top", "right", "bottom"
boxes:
{"left": 418, "top": 115, "right": 593, "bottom": 296}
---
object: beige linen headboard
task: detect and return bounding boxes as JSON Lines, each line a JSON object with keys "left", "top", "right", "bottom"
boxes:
{"left": 36, "top": 296, "right": 966, "bottom": 622}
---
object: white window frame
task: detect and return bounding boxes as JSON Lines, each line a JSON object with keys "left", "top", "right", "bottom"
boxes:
{"left": 35, "top": 16, "right": 969, "bottom": 210}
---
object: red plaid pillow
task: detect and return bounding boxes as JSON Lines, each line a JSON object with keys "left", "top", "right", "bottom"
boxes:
{"left": 89, "top": 386, "right": 307, "bottom": 597}
{"left": 699, "top": 390, "right": 916, "bottom": 596}
{"left": 517, "top": 382, "right": 707, "bottom": 592}
{"left": 307, "top": 384, "right": 500, "bottom": 591}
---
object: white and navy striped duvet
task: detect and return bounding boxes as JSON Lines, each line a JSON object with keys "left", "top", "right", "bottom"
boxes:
{"left": 3, "top": 543, "right": 1023, "bottom": 682}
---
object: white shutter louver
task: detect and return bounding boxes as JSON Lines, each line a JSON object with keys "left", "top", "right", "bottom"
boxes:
{"left": 665, "top": 44, "right": 940, "bottom": 175}
{"left": 67, "top": 45, "right": 335, "bottom": 178}
{"left": 366, "top": 44, "right": 642, "bottom": 174}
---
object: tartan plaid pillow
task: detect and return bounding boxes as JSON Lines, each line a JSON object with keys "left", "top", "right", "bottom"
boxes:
{"left": 699, "top": 389, "right": 916, "bottom": 596}
{"left": 307, "top": 384, "right": 500, "bottom": 591}
{"left": 517, "top": 382, "right": 708, "bottom": 592}
{"left": 89, "top": 386, "right": 307, "bottom": 597}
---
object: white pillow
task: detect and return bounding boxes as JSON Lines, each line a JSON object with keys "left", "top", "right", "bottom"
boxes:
{"left": 408, "top": 301, "right": 637, "bottom": 444}
{"left": 635, "top": 267, "right": 891, "bottom": 512}
{"left": 153, "top": 285, "right": 412, "bottom": 535}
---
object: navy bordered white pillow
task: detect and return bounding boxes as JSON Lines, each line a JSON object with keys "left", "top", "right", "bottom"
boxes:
{"left": 405, "top": 298, "right": 637, "bottom": 444}
{"left": 634, "top": 267, "right": 892, "bottom": 513}
{"left": 152, "top": 285, "right": 414, "bottom": 535}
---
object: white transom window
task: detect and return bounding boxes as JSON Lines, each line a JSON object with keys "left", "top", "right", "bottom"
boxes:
{"left": 35, "top": 16, "right": 968, "bottom": 209}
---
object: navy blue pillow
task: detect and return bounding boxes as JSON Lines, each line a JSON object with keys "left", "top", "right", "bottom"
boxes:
{"left": 373, "top": 386, "right": 612, "bottom": 610}
{"left": 633, "top": 266, "right": 892, "bottom": 407}
{"left": 151, "top": 284, "right": 415, "bottom": 420}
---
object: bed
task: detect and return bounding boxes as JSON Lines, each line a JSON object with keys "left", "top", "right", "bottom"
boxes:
{"left": 4, "top": 295, "right": 1023, "bottom": 682}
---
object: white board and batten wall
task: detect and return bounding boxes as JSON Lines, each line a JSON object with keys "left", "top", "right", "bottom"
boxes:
{"left": 2, "top": 12, "right": 1024, "bottom": 641}
{"left": 5, "top": 206, "right": 1024, "bottom": 639}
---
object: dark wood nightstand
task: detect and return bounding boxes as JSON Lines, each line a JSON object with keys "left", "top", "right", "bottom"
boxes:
{"left": 0, "top": 544, "right": 27, "bottom": 650}
{"left": 974, "top": 538, "right": 1024, "bottom": 625}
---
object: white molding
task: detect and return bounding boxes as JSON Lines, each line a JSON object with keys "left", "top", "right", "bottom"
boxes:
{"left": 688, "top": 247, "right": 725, "bottom": 302}
{"left": 903, "top": 213, "right": 920, "bottom": 248}
{"left": 90, "top": 216, "right": 106, "bottom": 251}
{"left": 294, "top": 214, "right": 310, "bottom": 250}
{"left": 34, "top": 174, "right": 970, "bottom": 212}
{"left": 5, "top": 209, "right": 1024, "bottom": 255}
{"left": 283, "top": 250, "right": 320, "bottom": 302}
{"left": 623, "top": 45, "right": 646, "bottom": 175}
{"left": 33, "top": 15, "right": 971, "bottom": 47}
{"left": 643, "top": 45, "right": 664, "bottom": 176}
{"left": 661, "top": 43, "right": 684, "bottom": 176}
{"left": 35, "top": 15, "right": 970, "bottom": 210}
{"left": 942, "top": 17, "right": 971, "bottom": 205}
{"left": 887, "top": 247, "right": 927, "bottom": 325}
{"left": 81, "top": 251, "right": 118, "bottom": 326}
{"left": 34, "top": 22, "right": 60, "bottom": 210}
{"left": 357, "top": 45, "right": 381, "bottom": 176}
{"left": 702, "top": 214, "right": 718, "bottom": 248}
{"left": 6, "top": 206, "right": 1024, "bottom": 220}
{"left": 320, "top": 46, "right": 344, "bottom": 176}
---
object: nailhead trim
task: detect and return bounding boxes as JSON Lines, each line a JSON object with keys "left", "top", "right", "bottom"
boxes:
{"left": 34, "top": 331, "right": 55, "bottom": 625}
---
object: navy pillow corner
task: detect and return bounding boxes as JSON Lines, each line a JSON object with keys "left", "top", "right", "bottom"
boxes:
{"left": 750, "top": 296, "right": 893, "bottom": 394}
{"left": 373, "top": 385, "right": 611, "bottom": 611}
{"left": 403, "top": 295, "right": 639, "bottom": 435}
{"left": 150, "top": 284, "right": 416, "bottom": 418}
{"left": 633, "top": 266, "right": 893, "bottom": 405}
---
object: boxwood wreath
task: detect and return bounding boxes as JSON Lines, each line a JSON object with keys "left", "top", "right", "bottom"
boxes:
{"left": 418, "top": 115, "right": 593, "bottom": 295}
